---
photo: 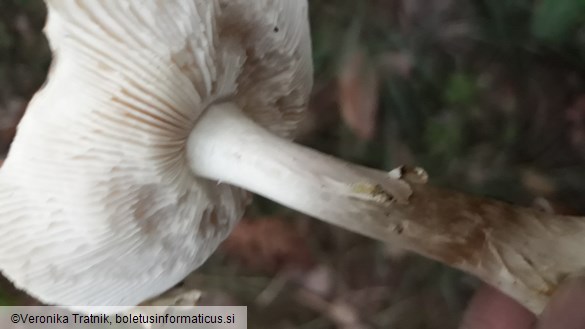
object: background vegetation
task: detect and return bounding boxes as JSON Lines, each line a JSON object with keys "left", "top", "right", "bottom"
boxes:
{"left": 1, "top": 0, "right": 585, "bottom": 328}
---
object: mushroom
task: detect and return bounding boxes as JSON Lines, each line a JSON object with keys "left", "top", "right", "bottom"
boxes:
{"left": 0, "top": 0, "right": 582, "bottom": 315}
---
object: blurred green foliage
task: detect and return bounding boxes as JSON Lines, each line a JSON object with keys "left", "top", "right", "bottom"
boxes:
{"left": 532, "top": 0, "right": 585, "bottom": 45}
{"left": 309, "top": 0, "right": 585, "bottom": 207}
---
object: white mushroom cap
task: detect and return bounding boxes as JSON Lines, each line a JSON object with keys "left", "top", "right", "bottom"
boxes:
{"left": 0, "top": 0, "right": 312, "bottom": 312}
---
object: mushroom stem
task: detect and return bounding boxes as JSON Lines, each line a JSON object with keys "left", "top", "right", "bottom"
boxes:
{"left": 187, "top": 102, "right": 585, "bottom": 314}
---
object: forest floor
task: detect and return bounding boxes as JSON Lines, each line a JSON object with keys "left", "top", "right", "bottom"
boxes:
{"left": 1, "top": 1, "right": 585, "bottom": 328}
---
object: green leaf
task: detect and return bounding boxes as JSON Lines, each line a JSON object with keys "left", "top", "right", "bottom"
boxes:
{"left": 531, "top": 0, "right": 585, "bottom": 44}
{"left": 424, "top": 114, "right": 464, "bottom": 158}
{"left": 443, "top": 72, "right": 477, "bottom": 106}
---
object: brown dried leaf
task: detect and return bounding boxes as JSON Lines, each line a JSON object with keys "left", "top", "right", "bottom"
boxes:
{"left": 338, "top": 50, "right": 379, "bottom": 140}
{"left": 220, "top": 217, "right": 315, "bottom": 274}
